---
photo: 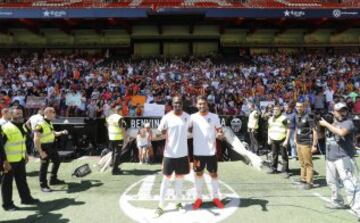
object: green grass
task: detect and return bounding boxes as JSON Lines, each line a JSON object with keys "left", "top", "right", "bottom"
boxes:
{"left": 1, "top": 155, "right": 359, "bottom": 223}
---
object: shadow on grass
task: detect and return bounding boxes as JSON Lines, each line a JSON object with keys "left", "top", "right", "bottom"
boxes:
{"left": 288, "top": 168, "right": 320, "bottom": 177}
{"left": 313, "top": 176, "right": 327, "bottom": 188}
{"left": 225, "top": 197, "right": 269, "bottom": 211}
{"left": 37, "top": 198, "right": 85, "bottom": 213}
{"left": 4, "top": 198, "right": 85, "bottom": 223}
{"left": 120, "top": 169, "right": 160, "bottom": 176}
{"left": 238, "top": 198, "right": 269, "bottom": 211}
{"left": 2, "top": 213, "right": 69, "bottom": 223}
{"left": 26, "top": 170, "right": 40, "bottom": 177}
{"left": 67, "top": 180, "right": 103, "bottom": 193}
{"left": 220, "top": 197, "right": 269, "bottom": 211}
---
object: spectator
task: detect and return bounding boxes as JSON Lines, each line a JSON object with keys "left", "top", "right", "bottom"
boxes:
{"left": 136, "top": 128, "right": 150, "bottom": 164}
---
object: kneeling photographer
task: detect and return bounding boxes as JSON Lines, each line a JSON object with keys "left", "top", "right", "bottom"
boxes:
{"left": 319, "top": 102, "right": 360, "bottom": 221}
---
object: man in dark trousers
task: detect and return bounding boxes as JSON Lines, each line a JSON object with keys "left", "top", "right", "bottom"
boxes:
{"left": 106, "top": 106, "right": 127, "bottom": 175}
{"left": 267, "top": 103, "right": 291, "bottom": 177}
{"left": 33, "top": 107, "right": 68, "bottom": 192}
{"left": 1, "top": 106, "right": 39, "bottom": 211}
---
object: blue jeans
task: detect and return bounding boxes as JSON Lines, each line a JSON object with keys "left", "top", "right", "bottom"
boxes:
{"left": 289, "top": 129, "right": 296, "bottom": 158}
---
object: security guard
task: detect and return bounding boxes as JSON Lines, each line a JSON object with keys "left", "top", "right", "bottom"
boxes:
{"left": 33, "top": 107, "right": 68, "bottom": 192}
{"left": 319, "top": 102, "right": 360, "bottom": 221}
{"left": 267, "top": 103, "right": 291, "bottom": 177}
{"left": 294, "top": 101, "right": 317, "bottom": 190}
{"left": 247, "top": 103, "right": 260, "bottom": 154}
{"left": 1, "top": 106, "right": 39, "bottom": 211}
{"left": 106, "top": 106, "right": 127, "bottom": 175}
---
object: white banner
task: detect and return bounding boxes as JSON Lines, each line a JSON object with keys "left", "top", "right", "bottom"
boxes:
{"left": 259, "top": 101, "right": 275, "bottom": 112}
{"left": 25, "top": 96, "right": 46, "bottom": 108}
{"left": 65, "top": 93, "right": 82, "bottom": 107}
{"left": 143, "top": 103, "right": 165, "bottom": 117}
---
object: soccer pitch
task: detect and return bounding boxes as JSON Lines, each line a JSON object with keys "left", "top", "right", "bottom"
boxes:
{"left": 1, "top": 155, "right": 359, "bottom": 223}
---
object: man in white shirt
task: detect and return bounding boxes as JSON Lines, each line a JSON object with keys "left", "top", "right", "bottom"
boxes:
{"left": 25, "top": 108, "right": 45, "bottom": 130}
{"left": 191, "top": 96, "right": 225, "bottom": 210}
{"left": 155, "top": 96, "right": 191, "bottom": 217}
{"left": 25, "top": 108, "right": 44, "bottom": 155}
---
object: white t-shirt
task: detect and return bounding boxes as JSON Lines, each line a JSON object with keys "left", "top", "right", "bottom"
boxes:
{"left": 29, "top": 114, "right": 44, "bottom": 130}
{"left": 136, "top": 133, "right": 149, "bottom": 148}
{"left": 157, "top": 111, "right": 190, "bottom": 158}
{"left": 191, "top": 112, "right": 221, "bottom": 156}
{"left": 0, "top": 118, "right": 8, "bottom": 126}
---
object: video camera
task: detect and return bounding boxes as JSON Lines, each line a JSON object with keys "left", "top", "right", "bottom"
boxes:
{"left": 308, "top": 112, "right": 334, "bottom": 126}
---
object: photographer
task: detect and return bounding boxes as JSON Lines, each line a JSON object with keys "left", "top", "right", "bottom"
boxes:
{"left": 319, "top": 102, "right": 360, "bottom": 221}
{"left": 294, "top": 101, "right": 318, "bottom": 190}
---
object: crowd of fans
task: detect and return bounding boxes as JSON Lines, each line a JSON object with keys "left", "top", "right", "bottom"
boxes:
{"left": 0, "top": 51, "right": 359, "bottom": 119}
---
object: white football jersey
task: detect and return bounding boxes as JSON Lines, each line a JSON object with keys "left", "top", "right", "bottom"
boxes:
{"left": 157, "top": 111, "right": 190, "bottom": 158}
{"left": 191, "top": 112, "right": 221, "bottom": 156}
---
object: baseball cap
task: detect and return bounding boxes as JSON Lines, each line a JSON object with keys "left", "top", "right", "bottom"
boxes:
{"left": 334, "top": 102, "right": 347, "bottom": 111}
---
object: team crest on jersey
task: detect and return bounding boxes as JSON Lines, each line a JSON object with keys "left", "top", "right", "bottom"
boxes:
{"left": 119, "top": 172, "right": 240, "bottom": 223}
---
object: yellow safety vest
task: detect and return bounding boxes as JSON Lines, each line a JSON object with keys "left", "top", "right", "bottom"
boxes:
{"left": 248, "top": 110, "right": 259, "bottom": 130}
{"left": 1, "top": 122, "right": 26, "bottom": 162}
{"left": 106, "top": 114, "right": 124, "bottom": 141}
{"left": 268, "top": 115, "right": 287, "bottom": 141}
{"left": 38, "top": 121, "right": 55, "bottom": 144}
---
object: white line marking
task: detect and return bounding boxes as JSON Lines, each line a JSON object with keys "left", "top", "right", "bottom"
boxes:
{"left": 312, "top": 192, "right": 357, "bottom": 216}
{"left": 138, "top": 175, "right": 156, "bottom": 199}
{"left": 119, "top": 172, "right": 241, "bottom": 223}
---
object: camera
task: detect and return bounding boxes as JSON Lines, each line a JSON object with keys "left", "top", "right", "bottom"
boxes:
{"left": 308, "top": 112, "right": 334, "bottom": 127}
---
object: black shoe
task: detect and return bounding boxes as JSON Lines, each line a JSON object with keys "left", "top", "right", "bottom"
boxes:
{"left": 324, "top": 202, "right": 349, "bottom": 209}
{"left": 41, "top": 186, "right": 52, "bottom": 193}
{"left": 3, "top": 204, "right": 19, "bottom": 211}
{"left": 302, "top": 183, "right": 314, "bottom": 190}
{"left": 21, "top": 198, "right": 40, "bottom": 205}
{"left": 112, "top": 168, "right": 123, "bottom": 175}
{"left": 292, "top": 179, "right": 306, "bottom": 185}
{"left": 282, "top": 172, "right": 291, "bottom": 178}
{"left": 49, "top": 178, "right": 66, "bottom": 185}
{"left": 267, "top": 169, "right": 278, "bottom": 174}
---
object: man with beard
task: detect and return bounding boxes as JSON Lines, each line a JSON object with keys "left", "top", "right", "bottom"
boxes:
{"left": 1, "top": 106, "right": 40, "bottom": 210}
{"left": 319, "top": 102, "right": 360, "bottom": 221}
{"left": 294, "top": 101, "right": 318, "bottom": 189}
{"left": 154, "top": 96, "right": 191, "bottom": 217}
{"left": 191, "top": 96, "right": 225, "bottom": 210}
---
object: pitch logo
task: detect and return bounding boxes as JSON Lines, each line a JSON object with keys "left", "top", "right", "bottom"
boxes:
{"left": 119, "top": 172, "right": 240, "bottom": 223}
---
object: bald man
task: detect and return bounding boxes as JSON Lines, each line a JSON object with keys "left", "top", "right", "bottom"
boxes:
{"left": 33, "top": 107, "right": 68, "bottom": 192}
